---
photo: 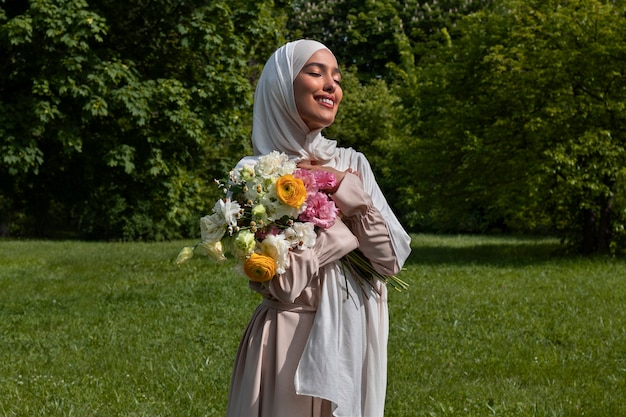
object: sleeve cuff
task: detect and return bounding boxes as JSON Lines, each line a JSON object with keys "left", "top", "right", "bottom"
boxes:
{"left": 331, "top": 173, "right": 371, "bottom": 217}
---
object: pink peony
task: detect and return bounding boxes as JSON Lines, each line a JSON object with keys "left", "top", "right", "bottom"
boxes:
{"left": 298, "top": 192, "right": 338, "bottom": 229}
{"left": 312, "top": 170, "right": 337, "bottom": 191}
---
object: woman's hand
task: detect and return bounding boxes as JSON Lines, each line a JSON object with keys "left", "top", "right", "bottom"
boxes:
{"left": 297, "top": 160, "right": 358, "bottom": 192}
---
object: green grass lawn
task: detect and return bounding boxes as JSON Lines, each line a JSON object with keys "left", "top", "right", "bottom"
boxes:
{"left": 1, "top": 235, "right": 624, "bottom": 416}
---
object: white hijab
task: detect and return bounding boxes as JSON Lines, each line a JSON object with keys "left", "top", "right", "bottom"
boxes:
{"left": 251, "top": 39, "right": 338, "bottom": 162}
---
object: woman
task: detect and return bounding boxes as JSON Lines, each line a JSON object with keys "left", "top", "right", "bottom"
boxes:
{"left": 226, "top": 39, "right": 411, "bottom": 417}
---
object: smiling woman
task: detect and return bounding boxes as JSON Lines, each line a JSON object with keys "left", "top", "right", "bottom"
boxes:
{"left": 224, "top": 40, "right": 411, "bottom": 417}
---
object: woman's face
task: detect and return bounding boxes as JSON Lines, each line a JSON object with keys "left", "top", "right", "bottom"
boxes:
{"left": 293, "top": 49, "right": 343, "bottom": 131}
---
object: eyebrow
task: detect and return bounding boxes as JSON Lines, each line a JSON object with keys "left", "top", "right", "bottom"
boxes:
{"left": 303, "top": 62, "right": 342, "bottom": 75}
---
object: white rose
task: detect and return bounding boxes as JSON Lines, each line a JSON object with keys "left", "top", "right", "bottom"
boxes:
{"left": 259, "top": 234, "right": 291, "bottom": 275}
{"left": 255, "top": 151, "right": 294, "bottom": 179}
{"left": 277, "top": 159, "right": 296, "bottom": 176}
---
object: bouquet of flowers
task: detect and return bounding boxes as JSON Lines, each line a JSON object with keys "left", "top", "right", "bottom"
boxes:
{"left": 176, "top": 151, "right": 408, "bottom": 291}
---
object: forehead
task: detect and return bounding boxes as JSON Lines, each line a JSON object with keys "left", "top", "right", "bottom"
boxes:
{"left": 303, "top": 49, "right": 340, "bottom": 70}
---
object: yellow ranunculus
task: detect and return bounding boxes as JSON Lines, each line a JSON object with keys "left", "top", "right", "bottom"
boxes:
{"left": 276, "top": 174, "right": 306, "bottom": 208}
{"left": 243, "top": 253, "right": 277, "bottom": 282}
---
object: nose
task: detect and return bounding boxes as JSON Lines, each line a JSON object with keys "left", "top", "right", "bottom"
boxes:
{"left": 323, "top": 75, "right": 336, "bottom": 92}
{"left": 324, "top": 77, "right": 337, "bottom": 93}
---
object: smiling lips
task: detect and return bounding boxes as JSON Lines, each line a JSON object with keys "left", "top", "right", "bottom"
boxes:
{"left": 315, "top": 96, "right": 335, "bottom": 108}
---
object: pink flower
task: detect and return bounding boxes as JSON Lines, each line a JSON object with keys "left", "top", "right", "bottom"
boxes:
{"left": 293, "top": 169, "right": 317, "bottom": 193}
{"left": 294, "top": 168, "right": 337, "bottom": 193}
{"left": 312, "top": 170, "right": 337, "bottom": 191}
{"left": 298, "top": 192, "right": 338, "bottom": 229}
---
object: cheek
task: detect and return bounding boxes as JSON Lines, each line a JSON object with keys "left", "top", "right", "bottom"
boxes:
{"left": 335, "top": 90, "right": 344, "bottom": 109}
{"left": 293, "top": 79, "right": 314, "bottom": 109}
{"left": 294, "top": 76, "right": 315, "bottom": 96}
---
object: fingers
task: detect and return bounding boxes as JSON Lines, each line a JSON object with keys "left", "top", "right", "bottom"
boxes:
{"left": 296, "top": 160, "right": 324, "bottom": 170}
{"left": 297, "top": 161, "right": 334, "bottom": 174}
{"left": 296, "top": 161, "right": 315, "bottom": 170}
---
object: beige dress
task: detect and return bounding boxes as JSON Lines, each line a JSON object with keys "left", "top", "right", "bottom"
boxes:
{"left": 226, "top": 159, "right": 406, "bottom": 417}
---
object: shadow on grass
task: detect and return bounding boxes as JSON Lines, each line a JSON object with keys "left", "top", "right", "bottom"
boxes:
{"left": 404, "top": 235, "right": 567, "bottom": 267}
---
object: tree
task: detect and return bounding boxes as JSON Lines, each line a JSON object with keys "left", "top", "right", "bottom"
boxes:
{"left": 287, "top": 0, "right": 493, "bottom": 80}
{"left": 0, "top": 0, "right": 285, "bottom": 239}
{"left": 395, "top": 0, "right": 626, "bottom": 253}
{"left": 323, "top": 69, "right": 408, "bottom": 205}
{"left": 286, "top": 0, "right": 496, "bottom": 223}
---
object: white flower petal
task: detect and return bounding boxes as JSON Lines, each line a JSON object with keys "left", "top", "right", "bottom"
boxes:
{"left": 200, "top": 213, "right": 226, "bottom": 243}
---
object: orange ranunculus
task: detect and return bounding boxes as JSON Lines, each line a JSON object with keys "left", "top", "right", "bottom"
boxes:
{"left": 276, "top": 174, "right": 307, "bottom": 208}
{"left": 243, "top": 253, "right": 277, "bottom": 282}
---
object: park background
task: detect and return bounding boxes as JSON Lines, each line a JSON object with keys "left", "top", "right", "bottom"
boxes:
{"left": 1, "top": 1, "right": 625, "bottom": 416}
{"left": 2, "top": 0, "right": 626, "bottom": 254}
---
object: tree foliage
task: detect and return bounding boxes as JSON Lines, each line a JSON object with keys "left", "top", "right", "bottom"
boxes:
{"left": 323, "top": 69, "right": 409, "bottom": 211}
{"left": 2, "top": 0, "right": 625, "bottom": 255}
{"left": 394, "top": 0, "right": 626, "bottom": 253}
{"left": 287, "top": 0, "right": 493, "bottom": 80}
{"left": 0, "top": 0, "right": 285, "bottom": 239}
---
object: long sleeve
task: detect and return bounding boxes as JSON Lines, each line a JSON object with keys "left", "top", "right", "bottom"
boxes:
{"left": 253, "top": 217, "right": 359, "bottom": 304}
{"left": 331, "top": 172, "right": 400, "bottom": 276}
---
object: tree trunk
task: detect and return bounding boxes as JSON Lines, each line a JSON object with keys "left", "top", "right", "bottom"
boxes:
{"left": 581, "top": 208, "right": 596, "bottom": 255}
{"left": 596, "top": 196, "right": 614, "bottom": 254}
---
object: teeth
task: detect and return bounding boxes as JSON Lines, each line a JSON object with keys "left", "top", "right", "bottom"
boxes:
{"left": 317, "top": 98, "right": 334, "bottom": 106}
